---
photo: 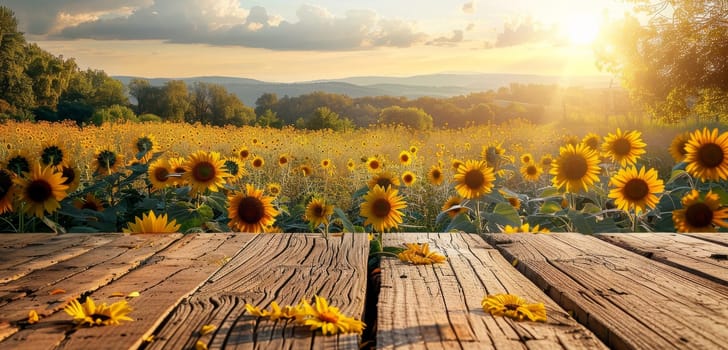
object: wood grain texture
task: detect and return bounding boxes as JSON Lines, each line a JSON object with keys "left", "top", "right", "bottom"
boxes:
{"left": 0, "top": 233, "right": 181, "bottom": 344}
{"left": 0, "top": 234, "right": 119, "bottom": 283}
{"left": 147, "top": 232, "right": 369, "bottom": 350}
{"left": 683, "top": 232, "right": 728, "bottom": 247}
{"left": 378, "top": 232, "right": 606, "bottom": 349}
{"left": 484, "top": 232, "right": 728, "bottom": 350}
{"left": 597, "top": 232, "right": 728, "bottom": 285}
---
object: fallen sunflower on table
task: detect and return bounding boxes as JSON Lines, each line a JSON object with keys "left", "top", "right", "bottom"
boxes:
{"left": 482, "top": 293, "right": 547, "bottom": 322}
{"left": 64, "top": 296, "right": 134, "bottom": 327}
{"left": 244, "top": 296, "right": 365, "bottom": 335}
{"left": 397, "top": 243, "right": 447, "bottom": 265}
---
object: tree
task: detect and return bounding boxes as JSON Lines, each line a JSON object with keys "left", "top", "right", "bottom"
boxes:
{"left": 305, "top": 107, "right": 354, "bottom": 131}
{"left": 595, "top": 1, "right": 728, "bottom": 122}
{"left": 91, "top": 104, "right": 137, "bottom": 125}
{"left": 255, "top": 93, "right": 278, "bottom": 117}
{"left": 161, "top": 80, "right": 190, "bottom": 122}
{"left": 378, "top": 106, "right": 433, "bottom": 130}
{"left": 0, "top": 7, "right": 34, "bottom": 110}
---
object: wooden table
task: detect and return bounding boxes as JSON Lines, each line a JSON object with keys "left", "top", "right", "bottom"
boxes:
{"left": 1, "top": 232, "right": 727, "bottom": 349}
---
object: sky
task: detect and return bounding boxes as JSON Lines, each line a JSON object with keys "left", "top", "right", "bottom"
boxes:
{"left": 4, "top": 0, "right": 633, "bottom": 82}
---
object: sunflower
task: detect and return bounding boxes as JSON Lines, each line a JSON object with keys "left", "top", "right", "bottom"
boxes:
{"left": 608, "top": 166, "right": 664, "bottom": 214}
{"left": 397, "top": 242, "right": 447, "bottom": 264}
{"left": 320, "top": 158, "right": 332, "bottom": 169}
{"left": 266, "top": 182, "right": 282, "bottom": 197}
{"left": 14, "top": 164, "right": 68, "bottom": 218}
{"left": 4, "top": 150, "right": 31, "bottom": 176}
{"left": 481, "top": 294, "right": 547, "bottom": 322}
{"left": 296, "top": 295, "right": 365, "bottom": 335}
{"left": 550, "top": 143, "right": 601, "bottom": 193}
{"left": 519, "top": 153, "right": 533, "bottom": 164}
{"left": 581, "top": 132, "right": 601, "bottom": 151}
{"left": 183, "top": 151, "right": 230, "bottom": 195}
{"left": 450, "top": 158, "right": 464, "bottom": 172}
{"left": 562, "top": 135, "right": 580, "bottom": 147}
{"left": 366, "top": 157, "right": 383, "bottom": 173}
{"left": 401, "top": 171, "right": 416, "bottom": 186}
{"left": 299, "top": 164, "right": 313, "bottom": 177}
{"left": 0, "top": 169, "right": 16, "bottom": 214}
{"left": 278, "top": 154, "right": 291, "bottom": 167}
{"left": 59, "top": 160, "right": 81, "bottom": 193}
{"left": 539, "top": 154, "right": 553, "bottom": 169}
{"left": 672, "top": 189, "right": 728, "bottom": 232}
{"left": 238, "top": 147, "right": 251, "bottom": 160}
{"left": 168, "top": 156, "right": 187, "bottom": 186}
{"left": 441, "top": 196, "right": 468, "bottom": 218}
{"left": 601, "top": 128, "right": 646, "bottom": 166}
{"left": 305, "top": 198, "right": 334, "bottom": 228}
{"left": 427, "top": 165, "right": 444, "bottom": 185}
{"left": 409, "top": 145, "right": 418, "bottom": 154}
{"left": 148, "top": 158, "right": 173, "bottom": 190}
{"left": 250, "top": 156, "right": 265, "bottom": 169}
{"left": 228, "top": 184, "right": 279, "bottom": 233}
{"left": 245, "top": 301, "right": 299, "bottom": 321}
{"left": 92, "top": 148, "right": 125, "bottom": 176}
{"left": 39, "top": 141, "right": 68, "bottom": 169}
{"left": 503, "top": 223, "right": 550, "bottom": 234}
{"left": 346, "top": 159, "right": 356, "bottom": 171}
{"left": 367, "top": 171, "right": 400, "bottom": 190}
{"left": 481, "top": 143, "right": 506, "bottom": 167}
{"left": 223, "top": 157, "right": 246, "bottom": 183}
{"left": 520, "top": 163, "right": 543, "bottom": 182}
{"left": 683, "top": 128, "right": 728, "bottom": 181}
{"left": 360, "top": 185, "right": 407, "bottom": 232}
{"left": 73, "top": 193, "right": 105, "bottom": 212}
{"left": 398, "top": 150, "right": 413, "bottom": 166}
{"left": 123, "top": 211, "right": 180, "bottom": 233}
{"left": 132, "top": 134, "right": 159, "bottom": 163}
{"left": 669, "top": 132, "right": 691, "bottom": 163}
{"left": 454, "top": 160, "right": 496, "bottom": 199}
{"left": 64, "top": 297, "right": 133, "bottom": 327}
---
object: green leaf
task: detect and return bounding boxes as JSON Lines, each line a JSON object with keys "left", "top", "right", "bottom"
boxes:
{"left": 444, "top": 213, "right": 477, "bottom": 233}
{"left": 540, "top": 186, "right": 562, "bottom": 197}
{"left": 539, "top": 201, "right": 562, "bottom": 214}
{"left": 580, "top": 203, "right": 602, "bottom": 215}
{"left": 567, "top": 209, "right": 593, "bottom": 234}
{"left": 383, "top": 246, "right": 406, "bottom": 255}
{"left": 334, "top": 207, "right": 356, "bottom": 232}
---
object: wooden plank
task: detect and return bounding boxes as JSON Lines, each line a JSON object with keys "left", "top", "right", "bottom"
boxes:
{"left": 0, "top": 233, "right": 182, "bottom": 343}
{"left": 0, "top": 234, "right": 57, "bottom": 248}
{"left": 377, "top": 232, "right": 606, "bottom": 349}
{"left": 598, "top": 232, "right": 728, "bottom": 285}
{"left": 484, "top": 232, "right": 728, "bottom": 350}
{"left": 683, "top": 232, "right": 728, "bottom": 247}
{"left": 147, "top": 232, "right": 369, "bottom": 350}
{"left": 0, "top": 233, "right": 255, "bottom": 350}
{"left": 0, "top": 234, "right": 119, "bottom": 284}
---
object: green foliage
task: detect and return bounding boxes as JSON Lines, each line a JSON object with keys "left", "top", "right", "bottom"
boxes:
{"left": 378, "top": 106, "right": 433, "bottom": 130}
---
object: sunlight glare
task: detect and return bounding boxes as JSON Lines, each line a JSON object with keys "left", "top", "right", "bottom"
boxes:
{"left": 564, "top": 16, "right": 601, "bottom": 45}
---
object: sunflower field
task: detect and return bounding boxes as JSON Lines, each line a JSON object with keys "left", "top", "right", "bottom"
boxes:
{"left": 0, "top": 118, "right": 726, "bottom": 236}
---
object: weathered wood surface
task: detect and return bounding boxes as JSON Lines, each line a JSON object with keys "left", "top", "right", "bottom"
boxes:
{"left": 484, "top": 232, "right": 728, "bottom": 350}
{"left": 378, "top": 232, "right": 606, "bottom": 349}
{"left": 0, "top": 232, "right": 369, "bottom": 350}
{"left": 147, "top": 232, "right": 368, "bottom": 350}
{"left": 597, "top": 232, "right": 728, "bottom": 285}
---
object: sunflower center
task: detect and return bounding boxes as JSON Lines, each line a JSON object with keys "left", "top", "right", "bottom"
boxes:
{"left": 225, "top": 160, "right": 240, "bottom": 176}
{"left": 432, "top": 170, "right": 441, "bottom": 179}
{"left": 240, "top": 150, "right": 250, "bottom": 158}
{"left": 404, "top": 174, "right": 414, "bottom": 183}
{"left": 697, "top": 143, "right": 724, "bottom": 168}
{"left": 313, "top": 205, "right": 324, "bottom": 217}
{"left": 526, "top": 165, "right": 538, "bottom": 175}
{"left": 504, "top": 303, "right": 520, "bottom": 311}
{"left": 372, "top": 198, "right": 392, "bottom": 218}
{"left": 136, "top": 137, "right": 153, "bottom": 153}
{"left": 369, "top": 161, "right": 380, "bottom": 170}
{"left": 401, "top": 155, "right": 409, "bottom": 163}
{"left": 253, "top": 159, "right": 263, "bottom": 168}
{"left": 154, "top": 167, "right": 170, "bottom": 182}
{"left": 319, "top": 311, "right": 339, "bottom": 324}
{"left": 612, "top": 138, "right": 632, "bottom": 156}
{"left": 61, "top": 166, "right": 76, "bottom": 185}
{"left": 685, "top": 203, "right": 714, "bottom": 227}
{"left": 279, "top": 157, "right": 288, "bottom": 165}
{"left": 41, "top": 146, "right": 64, "bottom": 166}
{"left": 97, "top": 150, "right": 117, "bottom": 168}
{"left": 27, "top": 180, "right": 53, "bottom": 203}
{"left": 563, "top": 155, "right": 588, "bottom": 180}
{"left": 8, "top": 156, "right": 30, "bottom": 175}
{"left": 376, "top": 178, "right": 393, "bottom": 189}
{"left": 677, "top": 141, "right": 688, "bottom": 156}
{"left": 192, "top": 162, "right": 216, "bottom": 182}
{"left": 238, "top": 196, "right": 265, "bottom": 224}
{"left": 622, "top": 179, "right": 649, "bottom": 200}
{"left": 0, "top": 170, "right": 12, "bottom": 198}
{"left": 464, "top": 170, "right": 485, "bottom": 189}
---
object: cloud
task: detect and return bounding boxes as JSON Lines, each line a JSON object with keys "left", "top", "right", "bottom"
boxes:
{"left": 494, "top": 17, "right": 560, "bottom": 48}
{"left": 427, "top": 30, "right": 464, "bottom": 47}
{"left": 462, "top": 1, "right": 476, "bottom": 14}
{"left": 10, "top": 1, "right": 428, "bottom": 51}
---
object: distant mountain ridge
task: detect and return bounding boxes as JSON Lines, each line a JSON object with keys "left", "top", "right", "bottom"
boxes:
{"left": 114, "top": 73, "right": 613, "bottom": 106}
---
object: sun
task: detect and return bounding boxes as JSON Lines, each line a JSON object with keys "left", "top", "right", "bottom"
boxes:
{"left": 563, "top": 16, "right": 601, "bottom": 45}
